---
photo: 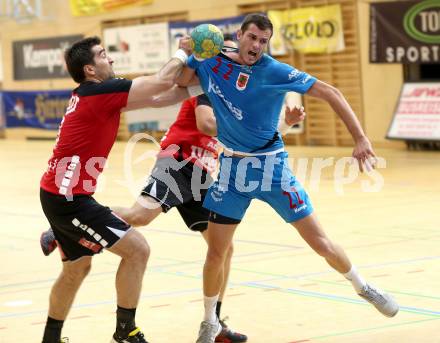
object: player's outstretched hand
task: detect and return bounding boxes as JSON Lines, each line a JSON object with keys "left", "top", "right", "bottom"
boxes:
{"left": 285, "top": 105, "right": 306, "bottom": 126}
{"left": 352, "top": 136, "right": 377, "bottom": 173}
{"left": 178, "top": 35, "right": 193, "bottom": 56}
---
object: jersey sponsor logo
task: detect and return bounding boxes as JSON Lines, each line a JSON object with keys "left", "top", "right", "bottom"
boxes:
{"left": 288, "top": 69, "right": 301, "bottom": 80}
{"left": 78, "top": 237, "right": 102, "bottom": 253}
{"left": 240, "top": 65, "right": 253, "bottom": 74}
{"left": 72, "top": 218, "right": 109, "bottom": 248}
{"left": 190, "top": 145, "right": 217, "bottom": 172}
{"left": 210, "top": 183, "right": 227, "bottom": 202}
{"left": 236, "top": 72, "right": 250, "bottom": 91}
{"left": 207, "top": 77, "right": 243, "bottom": 120}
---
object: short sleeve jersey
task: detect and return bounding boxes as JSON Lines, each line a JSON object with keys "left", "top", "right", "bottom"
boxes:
{"left": 159, "top": 94, "right": 219, "bottom": 173}
{"left": 40, "top": 78, "right": 132, "bottom": 196}
{"left": 188, "top": 53, "right": 316, "bottom": 154}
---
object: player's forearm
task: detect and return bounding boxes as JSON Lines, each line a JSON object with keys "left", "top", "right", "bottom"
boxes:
{"left": 176, "top": 66, "right": 197, "bottom": 87}
{"left": 278, "top": 118, "right": 291, "bottom": 136}
{"left": 308, "top": 81, "right": 366, "bottom": 143}
{"left": 126, "top": 59, "right": 186, "bottom": 106}
{"left": 328, "top": 89, "right": 366, "bottom": 142}
{"left": 150, "top": 86, "right": 189, "bottom": 108}
{"left": 157, "top": 57, "right": 186, "bottom": 86}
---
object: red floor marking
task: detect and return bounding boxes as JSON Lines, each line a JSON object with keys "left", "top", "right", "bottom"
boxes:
{"left": 227, "top": 293, "right": 245, "bottom": 297}
{"left": 288, "top": 340, "right": 310, "bottom": 343}
{"left": 0, "top": 327, "right": 6, "bottom": 330}
{"left": 150, "top": 304, "right": 170, "bottom": 308}
{"left": 70, "top": 315, "right": 90, "bottom": 320}
{"left": 372, "top": 274, "right": 390, "bottom": 278}
{"left": 300, "top": 283, "right": 317, "bottom": 287}
{"left": 407, "top": 269, "right": 424, "bottom": 273}
{"left": 189, "top": 298, "right": 203, "bottom": 303}
{"left": 31, "top": 321, "right": 47, "bottom": 326}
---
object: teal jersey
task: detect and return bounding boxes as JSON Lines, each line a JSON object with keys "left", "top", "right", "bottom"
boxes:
{"left": 188, "top": 53, "right": 316, "bottom": 154}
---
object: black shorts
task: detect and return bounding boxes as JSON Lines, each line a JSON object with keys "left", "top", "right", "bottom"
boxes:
{"left": 141, "top": 157, "right": 213, "bottom": 232}
{"left": 40, "top": 188, "right": 131, "bottom": 261}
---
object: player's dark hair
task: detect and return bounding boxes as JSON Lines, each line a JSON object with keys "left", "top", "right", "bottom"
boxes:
{"left": 240, "top": 13, "right": 273, "bottom": 34}
{"left": 65, "top": 36, "right": 101, "bottom": 83}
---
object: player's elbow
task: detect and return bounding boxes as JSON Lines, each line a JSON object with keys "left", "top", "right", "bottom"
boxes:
{"left": 154, "top": 73, "right": 175, "bottom": 89}
{"left": 323, "top": 84, "right": 343, "bottom": 103}
{"left": 197, "top": 121, "right": 217, "bottom": 136}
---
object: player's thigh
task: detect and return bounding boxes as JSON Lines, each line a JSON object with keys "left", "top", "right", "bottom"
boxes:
{"left": 41, "top": 189, "right": 132, "bottom": 261}
{"left": 129, "top": 195, "right": 163, "bottom": 224}
{"left": 290, "top": 213, "right": 331, "bottom": 250}
{"left": 205, "top": 220, "right": 238, "bottom": 256}
{"left": 177, "top": 197, "right": 210, "bottom": 232}
{"left": 107, "top": 229, "right": 149, "bottom": 260}
{"left": 203, "top": 180, "right": 252, "bottom": 221}
{"left": 258, "top": 174, "right": 313, "bottom": 223}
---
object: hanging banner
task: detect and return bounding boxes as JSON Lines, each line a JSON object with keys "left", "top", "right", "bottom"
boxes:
{"left": 0, "top": 43, "right": 3, "bottom": 83}
{"left": 4, "top": 90, "right": 71, "bottom": 130}
{"left": 103, "top": 22, "right": 169, "bottom": 75}
{"left": 268, "top": 5, "right": 345, "bottom": 55}
{"left": 370, "top": 0, "right": 440, "bottom": 63}
{"left": 0, "top": 93, "right": 5, "bottom": 132}
{"left": 387, "top": 82, "right": 440, "bottom": 141}
{"left": 70, "top": 0, "right": 153, "bottom": 17}
{"left": 13, "top": 35, "right": 83, "bottom": 80}
{"left": 169, "top": 16, "right": 244, "bottom": 58}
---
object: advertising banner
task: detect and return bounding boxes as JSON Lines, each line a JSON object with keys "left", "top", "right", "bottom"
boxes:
{"left": 370, "top": 0, "right": 440, "bottom": 63}
{"left": 70, "top": 0, "right": 152, "bottom": 17}
{"left": 103, "top": 22, "right": 169, "bottom": 75}
{"left": 387, "top": 82, "right": 440, "bottom": 140}
{"left": 4, "top": 90, "right": 71, "bottom": 130}
{"left": 13, "top": 35, "right": 83, "bottom": 80}
{"left": 268, "top": 5, "right": 345, "bottom": 55}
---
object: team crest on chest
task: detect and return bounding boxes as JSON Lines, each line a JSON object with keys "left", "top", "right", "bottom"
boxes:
{"left": 236, "top": 72, "right": 250, "bottom": 91}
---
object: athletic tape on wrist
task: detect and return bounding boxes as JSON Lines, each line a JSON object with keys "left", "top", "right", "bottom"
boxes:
{"left": 173, "top": 49, "right": 188, "bottom": 65}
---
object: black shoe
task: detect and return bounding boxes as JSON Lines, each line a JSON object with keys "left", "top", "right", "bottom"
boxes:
{"left": 111, "top": 327, "right": 149, "bottom": 343}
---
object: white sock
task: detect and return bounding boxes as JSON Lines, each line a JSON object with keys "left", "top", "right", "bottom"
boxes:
{"left": 203, "top": 294, "right": 219, "bottom": 324}
{"left": 343, "top": 265, "right": 367, "bottom": 293}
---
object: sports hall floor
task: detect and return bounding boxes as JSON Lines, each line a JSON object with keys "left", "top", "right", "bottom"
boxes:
{"left": 1, "top": 139, "right": 439, "bottom": 342}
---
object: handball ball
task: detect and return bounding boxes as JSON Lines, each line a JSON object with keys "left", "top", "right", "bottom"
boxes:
{"left": 190, "top": 24, "right": 224, "bottom": 61}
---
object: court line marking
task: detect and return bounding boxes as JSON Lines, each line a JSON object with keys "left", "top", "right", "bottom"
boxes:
{"left": 304, "top": 317, "right": 440, "bottom": 341}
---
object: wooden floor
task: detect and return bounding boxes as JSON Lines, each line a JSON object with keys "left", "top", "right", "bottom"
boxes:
{"left": 1, "top": 139, "right": 439, "bottom": 343}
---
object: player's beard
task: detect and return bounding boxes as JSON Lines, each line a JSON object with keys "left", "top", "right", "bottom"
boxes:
{"left": 107, "top": 69, "right": 116, "bottom": 80}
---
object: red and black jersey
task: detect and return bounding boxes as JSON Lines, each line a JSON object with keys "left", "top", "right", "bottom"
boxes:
{"left": 159, "top": 94, "right": 219, "bottom": 173}
{"left": 40, "top": 78, "right": 132, "bottom": 196}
